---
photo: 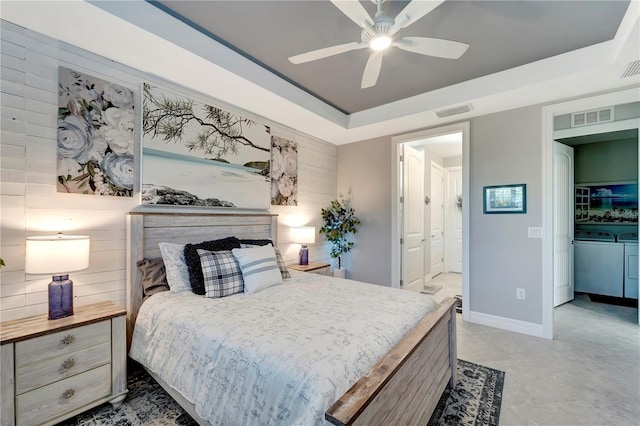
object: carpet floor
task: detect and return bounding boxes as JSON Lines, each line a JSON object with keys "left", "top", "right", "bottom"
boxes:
{"left": 58, "top": 359, "right": 504, "bottom": 426}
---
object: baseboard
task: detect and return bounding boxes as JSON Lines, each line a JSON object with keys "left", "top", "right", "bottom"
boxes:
{"left": 468, "top": 310, "right": 544, "bottom": 338}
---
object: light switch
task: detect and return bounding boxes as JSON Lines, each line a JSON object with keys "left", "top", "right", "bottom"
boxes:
{"left": 528, "top": 227, "right": 543, "bottom": 238}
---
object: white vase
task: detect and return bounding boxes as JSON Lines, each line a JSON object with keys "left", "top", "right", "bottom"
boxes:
{"left": 333, "top": 268, "right": 346, "bottom": 279}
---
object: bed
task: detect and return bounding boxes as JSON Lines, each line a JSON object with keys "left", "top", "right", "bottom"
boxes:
{"left": 126, "top": 211, "right": 457, "bottom": 425}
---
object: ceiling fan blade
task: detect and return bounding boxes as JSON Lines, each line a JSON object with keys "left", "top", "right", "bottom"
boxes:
{"left": 389, "top": 0, "right": 445, "bottom": 35}
{"left": 289, "top": 42, "right": 366, "bottom": 64}
{"left": 361, "top": 51, "right": 384, "bottom": 89}
{"left": 394, "top": 37, "right": 469, "bottom": 59}
{"left": 331, "top": 0, "right": 373, "bottom": 28}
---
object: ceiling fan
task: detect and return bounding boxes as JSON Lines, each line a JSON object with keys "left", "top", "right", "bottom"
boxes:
{"left": 288, "top": 0, "right": 469, "bottom": 89}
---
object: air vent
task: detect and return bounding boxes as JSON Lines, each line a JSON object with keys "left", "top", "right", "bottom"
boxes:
{"left": 434, "top": 104, "right": 473, "bottom": 118}
{"left": 621, "top": 60, "right": 640, "bottom": 78}
{"left": 571, "top": 107, "right": 614, "bottom": 128}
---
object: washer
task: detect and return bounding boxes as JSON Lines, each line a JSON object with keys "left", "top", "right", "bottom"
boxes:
{"left": 574, "top": 230, "right": 623, "bottom": 297}
{"left": 618, "top": 232, "right": 638, "bottom": 299}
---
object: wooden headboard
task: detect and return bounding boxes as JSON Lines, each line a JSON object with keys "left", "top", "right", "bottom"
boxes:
{"left": 126, "top": 211, "right": 278, "bottom": 346}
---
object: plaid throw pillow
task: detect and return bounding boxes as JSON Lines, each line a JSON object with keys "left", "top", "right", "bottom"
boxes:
{"left": 197, "top": 249, "right": 244, "bottom": 299}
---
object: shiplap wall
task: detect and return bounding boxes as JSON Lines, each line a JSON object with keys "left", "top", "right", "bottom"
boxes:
{"left": 0, "top": 20, "right": 337, "bottom": 322}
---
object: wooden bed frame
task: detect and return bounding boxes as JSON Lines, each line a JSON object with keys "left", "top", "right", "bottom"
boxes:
{"left": 126, "top": 211, "right": 457, "bottom": 425}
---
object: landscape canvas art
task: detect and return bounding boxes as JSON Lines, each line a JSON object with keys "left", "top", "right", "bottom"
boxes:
{"left": 142, "top": 83, "right": 271, "bottom": 209}
{"left": 57, "top": 67, "right": 134, "bottom": 196}
{"left": 270, "top": 136, "right": 298, "bottom": 206}
{"left": 575, "top": 182, "right": 638, "bottom": 223}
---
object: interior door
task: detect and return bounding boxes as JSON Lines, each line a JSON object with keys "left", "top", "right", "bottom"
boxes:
{"left": 445, "top": 167, "right": 463, "bottom": 273}
{"left": 402, "top": 145, "right": 425, "bottom": 291}
{"left": 553, "top": 141, "right": 574, "bottom": 307}
{"left": 430, "top": 162, "right": 444, "bottom": 277}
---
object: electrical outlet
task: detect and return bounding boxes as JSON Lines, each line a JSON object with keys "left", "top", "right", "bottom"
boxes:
{"left": 516, "top": 288, "right": 526, "bottom": 300}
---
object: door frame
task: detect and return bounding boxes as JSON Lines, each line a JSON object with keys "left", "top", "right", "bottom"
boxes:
{"left": 391, "top": 122, "right": 470, "bottom": 321}
{"left": 542, "top": 88, "right": 640, "bottom": 339}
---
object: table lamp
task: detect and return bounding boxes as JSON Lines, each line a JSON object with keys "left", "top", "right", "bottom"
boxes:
{"left": 292, "top": 226, "right": 315, "bottom": 265}
{"left": 25, "top": 233, "right": 90, "bottom": 320}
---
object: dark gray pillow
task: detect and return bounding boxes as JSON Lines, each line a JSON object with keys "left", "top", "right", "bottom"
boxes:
{"left": 184, "top": 237, "right": 241, "bottom": 295}
{"left": 137, "top": 258, "right": 170, "bottom": 298}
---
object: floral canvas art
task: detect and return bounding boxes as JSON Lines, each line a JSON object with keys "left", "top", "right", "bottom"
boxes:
{"left": 142, "top": 83, "right": 271, "bottom": 209}
{"left": 270, "top": 136, "right": 298, "bottom": 206}
{"left": 57, "top": 67, "right": 134, "bottom": 196}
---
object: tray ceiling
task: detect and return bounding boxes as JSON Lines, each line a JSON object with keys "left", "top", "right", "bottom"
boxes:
{"left": 155, "top": 0, "right": 630, "bottom": 114}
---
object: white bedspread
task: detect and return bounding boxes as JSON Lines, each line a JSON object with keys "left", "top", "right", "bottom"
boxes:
{"left": 129, "top": 271, "right": 438, "bottom": 425}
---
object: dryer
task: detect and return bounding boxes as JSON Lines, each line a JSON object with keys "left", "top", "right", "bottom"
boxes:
{"left": 618, "top": 232, "right": 638, "bottom": 300}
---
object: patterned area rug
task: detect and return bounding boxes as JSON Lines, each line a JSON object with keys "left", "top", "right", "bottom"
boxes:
{"left": 428, "top": 359, "right": 505, "bottom": 426}
{"left": 59, "top": 359, "right": 504, "bottom": 426}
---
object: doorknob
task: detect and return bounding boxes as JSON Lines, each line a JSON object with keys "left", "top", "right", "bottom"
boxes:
{"left": 424, "top": 196, "right": 430, "bottom": 205}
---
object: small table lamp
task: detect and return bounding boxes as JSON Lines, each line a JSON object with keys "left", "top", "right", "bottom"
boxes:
{"left": 292, "top": 226, "right": 315, "bottom": 265}
{"left": 25, "top": 233, "right": 90, "bottom": 320}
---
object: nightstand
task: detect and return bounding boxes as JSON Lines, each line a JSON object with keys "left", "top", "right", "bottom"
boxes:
{"left": 0, "top": 301, "right": 128, "bottom": 426}
{"left": 287, "top": 261, "right": 331, "bottom": 276}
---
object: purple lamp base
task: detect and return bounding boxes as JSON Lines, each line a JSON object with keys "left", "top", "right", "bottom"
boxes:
{"left": 49, "top": 274, "right": 74, "bottom": 320}
{"left": 299, "top": 245, "right": 309, "bottom": 265}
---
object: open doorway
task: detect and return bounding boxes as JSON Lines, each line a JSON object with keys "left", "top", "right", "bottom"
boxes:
{"left": 542, "top": 88, "right": 640, "bottom": 339}
{"left": 391, "top": 122, "right": 470, "bottom": 320}
{"left": 554, "top": 129, "right": 638, "bottom": 325}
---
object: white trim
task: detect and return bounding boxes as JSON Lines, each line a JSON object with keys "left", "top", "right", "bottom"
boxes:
{"left": 391, "top": 122, "right": 470, "bottom": 322}
{"left": 553, "top": 118, "right": 640, "bottom": 140}
{"left": 542, "top": 87, "right": 640, "bottom": 339}
{"left": 468, "top": 311, "right": 544, "bottom": 338}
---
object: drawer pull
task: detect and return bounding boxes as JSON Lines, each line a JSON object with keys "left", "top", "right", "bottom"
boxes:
{"left": 61, "top": 358, "right": 76, "bottom": 370}
{"left": 61, "top": 334, "right": 75, "bottom": 345}
{"left": 62, "top": 389, "right": 75, "bottom": 399}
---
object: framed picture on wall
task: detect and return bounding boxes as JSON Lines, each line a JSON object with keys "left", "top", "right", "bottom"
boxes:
{"left": 574, "top": 181, "right": 638, "bottom": 223}
{"left": 483, "top": 184, "right": 527, "bottom": 214}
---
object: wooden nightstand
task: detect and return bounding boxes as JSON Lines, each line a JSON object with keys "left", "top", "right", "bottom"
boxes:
{"left": 287, "top": 261, "right": 331, "bottom": 276}
{"left": 0, "top": 301, "right": 128, "bottom": 426}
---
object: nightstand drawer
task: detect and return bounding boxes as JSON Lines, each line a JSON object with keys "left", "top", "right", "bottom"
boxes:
{"left": 15, "top": 321, "right": 110, "bottom": 368}
{"left": 16, "top": 364, "right": 111, "bottom": 426}
{"left": 16, "top": 341, "right": 111, "bottom": 394}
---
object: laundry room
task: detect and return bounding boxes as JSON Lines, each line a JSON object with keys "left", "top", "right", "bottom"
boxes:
{"left": 557, "top": 126, "right": 639, "bottom": 319}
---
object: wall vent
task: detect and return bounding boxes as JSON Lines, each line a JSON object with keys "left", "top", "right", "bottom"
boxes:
{"left": 571, "top": 107, "right": 614, "bottom": 128}
{"left": 621, "top": 60, "right": 640, "bottom": 79}
{"left": 434, "top": 104, "right": 473, "bottom": 118}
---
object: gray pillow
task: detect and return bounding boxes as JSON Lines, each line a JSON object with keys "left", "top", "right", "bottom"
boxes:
{"left": 137, "top": 258, "right": 170, "bottom": 297}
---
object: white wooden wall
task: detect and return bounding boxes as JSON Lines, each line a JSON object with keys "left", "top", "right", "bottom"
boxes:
{"left": 0, "top": 20, "right": 337, "bottom": 322}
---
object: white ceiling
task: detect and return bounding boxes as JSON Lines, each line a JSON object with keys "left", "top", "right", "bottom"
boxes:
{"left": 2, "top": 1, "right": 639, "bottom": 146}
{"left": 409, "top": 133, "right": 462, "bottom": 158}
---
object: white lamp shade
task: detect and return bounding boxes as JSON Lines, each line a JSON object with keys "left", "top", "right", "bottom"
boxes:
{"left": 25, "top": 234, "right": 90, "bottom": 274}
{"left": 292, "top": 226, "right": 316, "bottom": 244}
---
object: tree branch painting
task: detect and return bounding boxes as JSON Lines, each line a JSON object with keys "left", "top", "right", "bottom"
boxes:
{"left": 142, "top": 83, "right": 271, "bottom": 209}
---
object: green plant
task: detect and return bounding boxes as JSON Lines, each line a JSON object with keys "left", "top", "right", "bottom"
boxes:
{"left": 319, "top": 199, "right": 361, "bottom": 270}
{"left": 0, "top": 258, "right": 5, "bottom": 269}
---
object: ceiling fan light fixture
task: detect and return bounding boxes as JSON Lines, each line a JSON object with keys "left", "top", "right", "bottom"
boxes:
{"left": 370, "top": 35, "right": 392, "bottom": 51}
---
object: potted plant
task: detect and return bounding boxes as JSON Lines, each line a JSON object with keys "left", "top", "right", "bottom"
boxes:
{"left": 320, "top": 199, "right": 361, "bottom": 278}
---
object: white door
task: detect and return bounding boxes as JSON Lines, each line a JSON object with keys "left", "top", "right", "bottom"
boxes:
{"left": 402, "top": 145, "right": 425, "bottom": 291}
{"left": 431, "top": 162, "right": 444, "bottom": 277}
{"left": 445, "top": 167, "right": 463, "bottom": 273}
{"left": 553, "top": 142, "right": 574, "bottom": 306}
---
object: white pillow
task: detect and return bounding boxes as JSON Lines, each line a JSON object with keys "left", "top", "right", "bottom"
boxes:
{"left": 232, "top": 246, "right": 282, "bottom": 295}
{"left": 159, "top": 242, "right": 191, "bottom": 293}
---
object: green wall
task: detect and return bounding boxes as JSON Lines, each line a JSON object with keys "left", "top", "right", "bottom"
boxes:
{"left": 574, "top": 138, "right": 638, "bottom": 235}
